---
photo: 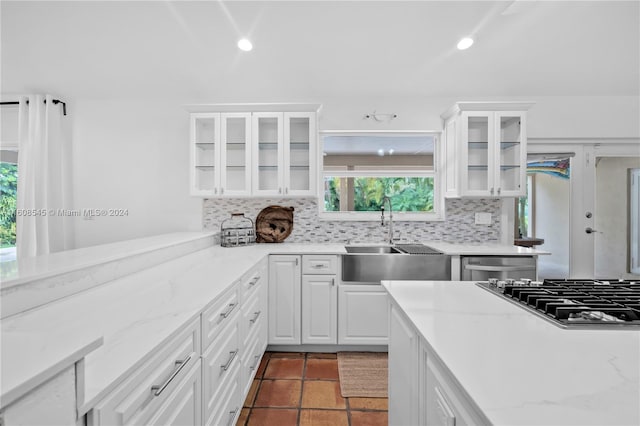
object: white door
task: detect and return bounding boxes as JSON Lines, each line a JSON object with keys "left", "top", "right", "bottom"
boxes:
{"left": 301, "top": 274, "right": 337, "bottom": 344}
{"left": 268, "top": 255, "right": 301, "bottom": 344}
{"left": 594, "top": 155, "right": 640, "bottom": 279}
{"left": 284, "top": 112, "right": 316, "bottom": 196}
{"left": 220, "top": 113, "right": 251, "bottom": 196}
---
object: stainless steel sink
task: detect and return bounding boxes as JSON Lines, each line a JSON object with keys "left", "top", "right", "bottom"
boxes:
{"left": 344, "top": 245, "right": 403, "bottom": 254}
{"left": 342, "top": 245, "right": 451, "bottom": 283}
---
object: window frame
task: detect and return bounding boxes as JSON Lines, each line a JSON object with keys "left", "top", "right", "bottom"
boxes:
{"left": 318, "top": 131, "right": 445, "bottom": 221}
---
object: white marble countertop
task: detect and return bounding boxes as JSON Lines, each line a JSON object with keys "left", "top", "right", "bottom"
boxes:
{"left": 0, "top": 232, "right": 547, "bottom": 414}
{"left": 0, "top": 241, "right": 346, "bottom": 414}
{"left": 383, "top": 280, "right": 640, "bottom": 426}
{"left": 0, "top": 232, "right": 216, "bottom": 288}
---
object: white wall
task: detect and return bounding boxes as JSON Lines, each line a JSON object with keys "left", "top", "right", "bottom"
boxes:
{"left": 317, "top": 95, "right": 640, "bottom": 138}
{"left": 534, "top": 173, "right": 570, "bottom": 279}
{"left": 595, "top": 157, "right": 640, "bottom": 278}
{"left": 71, "top": 100, "right": 202, "bottom": 248}
{"left": 66, "top": 95, "right": 639, "bottom": 248}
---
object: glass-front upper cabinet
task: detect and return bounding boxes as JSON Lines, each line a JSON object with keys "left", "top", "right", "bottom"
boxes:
{"left": 221, "top": 113, "right": 251, "bottom": 196}
{"left": 252, "top": 112, "right": 284, "bottom": 195}
{"left": 252, "top": 112, "right": 316, "bottom": 196}
{"left": 496, "top": 113, "right": 525, "bottom": 196}
{"left": 284, "top": 112, "right": 315, "bottom": 196}
{"left": 190, "top": 113, "right": 220, "bottom": 196}
{"left": 441, "top": 102, "right": 533, "bottom": 198}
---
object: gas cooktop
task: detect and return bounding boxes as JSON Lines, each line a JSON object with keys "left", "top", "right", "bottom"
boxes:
{"left": 477, "top": 278, "right": 640, "bottom": 329}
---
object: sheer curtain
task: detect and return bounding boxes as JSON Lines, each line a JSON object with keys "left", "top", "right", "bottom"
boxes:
{"left": 16, "top": 94, "right": 74, "bottom": 258}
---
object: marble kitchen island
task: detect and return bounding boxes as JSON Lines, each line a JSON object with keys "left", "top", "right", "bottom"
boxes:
{"left": 383, "top": 280, "right": 640, "bottom": 426}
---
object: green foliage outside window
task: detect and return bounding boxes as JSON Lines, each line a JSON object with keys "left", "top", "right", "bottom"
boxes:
{"left": 324, "top": 177, "right": 434, "bottom": 213}
{"left": 0, "top": 162, "right": 17, "bottom": 247}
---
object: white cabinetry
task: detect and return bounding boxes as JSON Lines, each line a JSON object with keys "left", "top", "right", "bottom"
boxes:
{"left": 388, "top": 304, "right": 420, "bottom": 426}
{"left": 190, "top": 109, "right": 316, "bottom": 197}
{"left": 268, "top": 255, "right": 302, "bottom": 345}
{"left": 301, "top": 255, "right": 338, "bottom": 344}
{"left": 89, "top": 318, "right": 202, "bottom": 426}
{"left": 252, "top": 112, "right": 316, "bottom": 197}
{"left": 190, "top": 113, "right": 252, "bottom": 197}
{"left": 338, "top": 285, "right": 388, "bottom": 345}
{"left": 388, "top": 299, "right": 490, "bottom": 426}
{"left": 441, "top": 102, "right": 534, "bottom": 198}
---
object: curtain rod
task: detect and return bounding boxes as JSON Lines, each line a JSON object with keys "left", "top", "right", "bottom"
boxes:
{"left": 0, "top": 99, "right": 67, "bottom": 116}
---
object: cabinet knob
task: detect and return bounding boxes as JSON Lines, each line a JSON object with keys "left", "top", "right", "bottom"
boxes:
{"left": 214, "top": 188, "right": 218, "bottom": 194}
{"left": 279, "top": 187, "right": 282, "bottom": 194}
{"left": 490, "top": 187, "right": 494, "bottom": 195}
{"left": 285, "top": 187, "right": 288, "bottom": 194}
{"left": 221, "top": 187, "right": 224, "bottom": 195}
{"left": 497, "top": 187, "right": 501, "bottom": 195}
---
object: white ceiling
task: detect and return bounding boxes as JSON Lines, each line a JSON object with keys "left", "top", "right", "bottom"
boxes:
{"left": 1, "top": 1, "right": 639, "bottom": 102}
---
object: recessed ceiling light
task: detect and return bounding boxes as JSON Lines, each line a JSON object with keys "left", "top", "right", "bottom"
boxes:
{"left": 457, "top": 37, "right": 474, "bottom": 50}
{"left": 237, "top": 38, "right": 253, "bottom": 52}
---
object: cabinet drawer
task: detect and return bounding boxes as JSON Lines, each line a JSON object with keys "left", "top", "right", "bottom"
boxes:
{"left": 202, "top": 283, "right": 239, "bottom": 349}
{"left": 302, "top": 255, "right": 338, "bottom": 275}
{"left": 241, "top": 287, "right": 266, "bottom": 349}
{"left": 241, "top": 329, "right": 265, "bottom": 397}
{"left": 240, "top": 258, "right": 267, "bottom": 301}
{"left": 202, "top": 315, "right": 241, "bottom": 421}
{"left": 206, "top": 363, "right": 241, "bottom": 426}
{"left": 90, "top": 318, "right": 200, "bottom": 426}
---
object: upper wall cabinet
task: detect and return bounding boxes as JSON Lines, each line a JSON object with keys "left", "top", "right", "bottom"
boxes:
{"left": 252, "top": 112, "right": 316, "bottom": 197}
{"left": 441, "top": 102, "right": 534, "bottom": 198}
{"left": 190, "top": 109, "right": 317, "bottom": 197}
{"left": 190, "top": 112, "right": 252, "bottom": 197}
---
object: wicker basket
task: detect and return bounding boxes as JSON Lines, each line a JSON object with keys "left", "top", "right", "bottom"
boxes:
{"left": 220, "top": 213, "right": 256, "bottom": 247}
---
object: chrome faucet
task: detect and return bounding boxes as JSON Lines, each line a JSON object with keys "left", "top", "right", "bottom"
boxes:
{"left": 381, "top": 196, "right": 394, "bottom": 244}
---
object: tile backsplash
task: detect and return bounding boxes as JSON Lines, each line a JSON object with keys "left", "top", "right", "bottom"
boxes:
{"left": 203, "top": 198, "right": 501, "bottom": 243}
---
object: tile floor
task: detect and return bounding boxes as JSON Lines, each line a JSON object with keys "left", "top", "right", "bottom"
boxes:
{"left": 237, "top": 352, "right": 388, "bottom": 426}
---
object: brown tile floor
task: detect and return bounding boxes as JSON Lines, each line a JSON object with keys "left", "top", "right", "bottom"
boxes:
{"left": 238, "top": 352, "right": 388, "bottom": 426}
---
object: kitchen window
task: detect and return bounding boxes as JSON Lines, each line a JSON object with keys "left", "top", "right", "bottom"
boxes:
{"left": 319, "top": 132, "right": 443, "bottom": 221}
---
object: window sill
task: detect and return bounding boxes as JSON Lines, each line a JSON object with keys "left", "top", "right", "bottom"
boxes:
{"left": 317, "top": 211, "right": 445, "bottom": 222}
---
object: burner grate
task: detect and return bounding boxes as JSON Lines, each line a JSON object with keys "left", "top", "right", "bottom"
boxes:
{"left": 476, "top": 278, "right": 640, "bottom": 329}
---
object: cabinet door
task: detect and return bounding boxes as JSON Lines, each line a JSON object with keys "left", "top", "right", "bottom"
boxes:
{"left": 190, "top": 113, "right": 221, "bottom": 196}
{"left": 284, "top": 112, "right": 316, "bottom": 196}
{"left": 147, "top": 360, "right": 202, "bottom": 426}
{"left": 461, "top": 112, "right": 494, "bottom": 196}
{"left": 301, "top": 275, "right": 337, "bottom": 344}
{"left": 495, "top": 111, "right": 526, "bottom": 197}
{"left": 388, "top": 303, "right": 419, "bottom": 426}
{"left": 268, "top": 255, "right": 301, "bottom": 344}
{"left": 220, "top": 113, "right": 251, "bottom": 196}
{"left": 338, "top": 285, "right": 388, "bottom": 345}
{"left": 252, "top": 112, "right": 284, "bottom": 196}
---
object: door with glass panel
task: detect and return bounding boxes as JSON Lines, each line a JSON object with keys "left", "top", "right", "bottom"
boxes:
{"left": 462, "top": 112, "right": 493, "bottom": 195}
{"left": 190, "top": 113, "right": 220, "bottom": 196}
{"left": 220, "top": 113, "right": 251, "bottom": 196}
{"left": 252, "top": 112, "right": 283, "bottom": 196}
{"left": 495, "top": 112, "right": 526, "bottom": 197}
{"left": 284, "top": 112, "right": 315, "bottom": 196}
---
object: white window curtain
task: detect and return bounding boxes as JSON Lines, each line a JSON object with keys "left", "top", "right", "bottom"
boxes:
{"left": 16, "top": 94, "right": 74, "bottom": 258}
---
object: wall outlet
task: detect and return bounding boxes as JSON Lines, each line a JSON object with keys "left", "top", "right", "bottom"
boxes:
{"left": 475, "top": 212, "right": 492, "bottom": 225}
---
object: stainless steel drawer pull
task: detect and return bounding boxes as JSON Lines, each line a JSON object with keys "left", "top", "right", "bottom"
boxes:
{"left": 249, "top": 276, "right": 260, "bottom": 286}
{"left": 312, "top": 264, "right": 327, "bottom": 269}
{"left": 250, "top": 354, "right": 260, "bottom": 370}
{"left": 150, "top": 354, "right": 192, "bottom": 397}
{"left": 250, "top": 310, "right": 262, "bottom": 324}
{"left": 219, "top": 303, "right": 237, "bottom": 319}
{"left": 221, "top": 349, "right": 239, "bottom": 371}
{"left": 227, "top": 407, "right": 240, "bottom": 426}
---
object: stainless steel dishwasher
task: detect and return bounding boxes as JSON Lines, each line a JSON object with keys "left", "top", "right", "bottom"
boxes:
{"left": 460, "top": 256, "right": 537, "bottom": 281}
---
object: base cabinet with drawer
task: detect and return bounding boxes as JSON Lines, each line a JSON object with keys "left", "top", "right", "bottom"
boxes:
{"left": 88, "top": 318, "right": 201, "bottom": 426}
{"left": 268, "top": 255, "right": 339, "bottom": 346}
